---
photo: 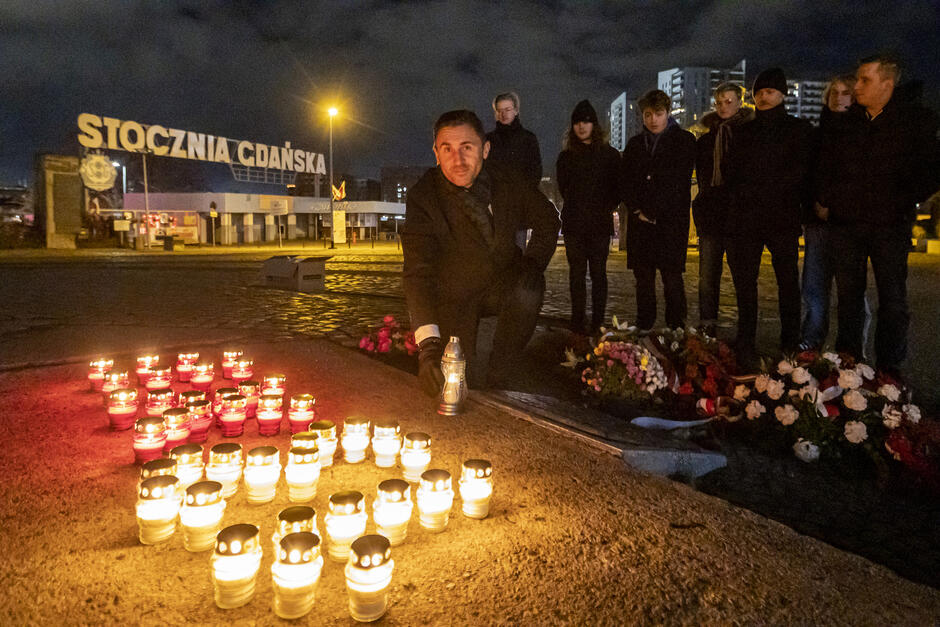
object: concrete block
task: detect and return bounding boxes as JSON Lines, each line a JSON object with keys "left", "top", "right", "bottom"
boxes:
{"left": 262, "top": 255, "right": 332, "bottom": 293}
{"left": 621, "top": 446, "right": 727, "bottom": 479}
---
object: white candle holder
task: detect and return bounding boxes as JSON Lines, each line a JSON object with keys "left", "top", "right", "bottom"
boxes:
{"left": 186, "top": 399, "right": 213, "bottom": 443}
{"left": 272, "top": 531, "right": 324, "bottom": 620}
{"left": 401, "top": 432, "right": 431, "bottom": 483}
{"left": 212, "top": 523, "right": 262, "bottom": 609}
{"left": 308, "top": 421, "right": 338, "bottom": 468}
{"left": 180, "top": 480, "right": 225, "bottom": 552}
{"left": 145, "top": 388, "right": 175, "bottom": 419}
{"left": 371, "top": 420, "right": 402, "bottom": 468}
{"left": 271, "top": 505, "right": 318, "bottom": 558}
{"left": 231, "top": 357, "right": 254, "bottom": 384}
{"left": 286, "top": 446, "right": 320, "bottom": 502}
{"left": 221, "top": 350, "right": 243, "bottom": 380}
{"left": 459, "top": 459, "right": 493, "bottom": 519}
{"left": 176, "top": 352, "right": 199, "bottom": 383}
{"left": 288, "top": 393, "right": 317, "bottom": 434}
{"left": 133, "top": 416, "right": 167, "bottom": 465}
{"left": 244, "top": 445, "right": 281, "bottom": 504}
{"left": 237, "top": 380, "right": 261, "bottom": 418}
{"left": 136, "top": 475, "right": 181, "bottom": 545}
{"left": 206, "top": 442, "right": 243, "bottom": 499}
{"left": 342, "top": 417, "right": 371, "bottom": 464}
{"left": 325, "top": 491, "right": 367, "bottom": 562}
{"left": 107, "top": 387, "right": 138, "bottom": 431}
{"left": 139, "top": 458, "right": 177, "bottom": 492}
{"left": 345, "top": 534, "right": 394, "bottom": 622}
{"left": 373, "top": 479, "right": 413, "bottom": 546}
{"left": 87, "top": 358, "right": 113, "bottom": 391}
{"left": 416, "top": 469, "right": 454, "bottom": 532}
{"left": 169, "top": 442, "right": 204, "bottom": 489}
{"left": 190, "top": 360, "right": 215, "bottom": 391}
{"left": 136, "top": 354, "right": 159, "bottom": 386}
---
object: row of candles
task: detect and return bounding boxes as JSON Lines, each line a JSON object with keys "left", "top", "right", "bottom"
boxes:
{"left": 90, "top": 350, "right": 257, "bottom": 392}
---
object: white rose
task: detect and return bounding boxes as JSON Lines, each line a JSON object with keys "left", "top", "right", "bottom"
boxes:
{"left": 903, "top": 404, "right": 921, "bottom": 424}
{"left": 877, "top": 384, "right": 901, "bottom": 402}
{"left": 799, "top": 384, "right": 818, "bottom": 401}
{"left": 733, "top": 384, "right": 750, "bottom": 401}
{"left": 882, "top": 405, "right": 902, "bottom": 429}
{"left": 791, "top": 367, "right": 811, "bottom": 385}
{"left": 793, "top": 438, "right": 820, "bottom": 462}
{"left": 843, "top": 389, "right": 868, "bottom": 412}
{"left": 754, "top": 374, "right": 770, "bottom": 394}
{"left": 844, "top": 420, "right": 868, "bottom": 444}
{"left": 823, "top": 352, "right": 842, "bottom": 366}
{"left": 837, "top": 369, "right": 862, "bottom": 390}
{"left": 745, "top": 400, "right": 766, "bottom": 420}
{"left": 777, "top": 359, "right": 794, "bottom": 375}
{"left": 855, "top": 363, "right": 875, "bottom": 380}
{"left": 774, "top": 404, "right": 799, "bottom": 426}
{"left": 766, "top": 379, "right": 785, "bottom": 401}
{"left": 670, "top": 341, "right": 680, "bottom": 351}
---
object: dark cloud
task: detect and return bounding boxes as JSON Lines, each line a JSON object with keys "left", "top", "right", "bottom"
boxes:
{"left": 1, "top": 0, "right": 937, "bottom": 185}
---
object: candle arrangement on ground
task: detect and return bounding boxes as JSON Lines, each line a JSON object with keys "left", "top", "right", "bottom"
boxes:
{"left": 175, "top": 352, "right": 199, "bottom": 383}
{"left": 107, "top": 388, "right": 138, "bottom": 431}
{"left": 133, "top": 416, "right": 167, "bottom": 464}
{"left": 324, "top": 490, "right": 368, "bottom": 562}
{"left": 256, "top": 393, "right": 284, "bottom": 436}
{"left": 136, "top": 474, "right": 181, "bottom": 544}
{"left": 206, "top": 442, "right": 243, "bottom": 498}
{"left": 135, "top": 354, "right": 159, "bottom": 385}
{"left": 373, "top": 479, "right": 413, "bottom": 546}
{"left": 285, "top": 445, "right": 320, "bottom": 502}
{"left": 244, "top": 445, "right": 281, "bottom": 504}
{"left": 180, "top": 480, "right": 225, "bottom": 552}
{"left": 212, "top": 523, "right": 263, "bottom": 609}
{"left": 221, "top": 350, "right": 243, "bottom": 380}
{"left": 87, "top": 358, "right": 113, "bottom": 391}
{"left": 401, "top": 432, "right": 431, "bottom": 482}
{"left": 272, "top": 531, "right": 324, "bottom": 619}
{"left": 341, "top": 416, "right": 371, "bottom": 464}
{"left": 459, "top": 459, "right": 493, "bottom": 519}
{"left": 416, "top": 469, "right": 454, "bottom": 532}
{"left": 191, "top": 360, "right": 215, "bottom": 391}
{"left": 288, "top": 393, "right": 317, "bottom": 434}
{"left": 345, "top": 534, "right": 394, "bottom": 622}
{"left": 371, "top": 419, "right": 402, "bottom": 468}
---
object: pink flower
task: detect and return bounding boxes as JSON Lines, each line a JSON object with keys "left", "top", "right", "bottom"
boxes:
{"left": 359, "top": 336, "right": 376, "bottom": 352}
{"left": 377, "top": 327, "right": 391, "bottom": 341}
{"left": 377, "top": 339, "right": 392, "bottom": 353}
{"left": 383, "top": 315, "right": 398, "bottom": 326}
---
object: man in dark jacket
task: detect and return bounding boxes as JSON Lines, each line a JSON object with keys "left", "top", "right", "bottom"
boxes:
{"left": 486, "top": 92, "right": 543, "bottom": 187}
{"left": 724, "top": 68, "right": 813, "bottom": 366}
{"left": 402, "top": 110, "right": 560, "bottom": 397}
{"left": 693, "top": 82, "right": 753, "bottom": 337}
{"left": 816, "top": 54, "right": 939, "bottom": 375}
{"left": 621, "top": 89, "right": 697, "bottom": 330}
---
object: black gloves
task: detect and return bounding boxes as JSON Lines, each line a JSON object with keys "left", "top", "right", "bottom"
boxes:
{"left": 417, "top": 337, "right": 445, "bottom": 398}
{"left": 518, "top": 256, "right": 545, "bottom": 292}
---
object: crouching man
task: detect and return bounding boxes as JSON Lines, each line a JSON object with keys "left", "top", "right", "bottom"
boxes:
{"left": 402, "top": 109, "right": 560, "bottom": 396}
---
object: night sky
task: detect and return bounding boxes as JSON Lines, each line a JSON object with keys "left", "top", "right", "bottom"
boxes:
{"left": 2, "top": 0, "right": 938, "bottom": 187}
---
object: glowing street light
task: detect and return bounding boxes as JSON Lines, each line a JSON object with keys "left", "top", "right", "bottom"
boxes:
{"left": 328, "top": 106, "right": 337, "bottom": 249}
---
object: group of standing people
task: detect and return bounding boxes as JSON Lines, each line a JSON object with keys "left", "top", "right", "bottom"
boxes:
{"left": 400, "top": 54, "right": 937, "bottom": 399}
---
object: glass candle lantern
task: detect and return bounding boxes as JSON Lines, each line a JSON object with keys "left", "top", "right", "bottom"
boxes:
{"left": 285, "top": 446, "right": 320, "bottom": 502}
{"left": 133, "top": 416, "right": 168, "bottom": 464}
{"left": 345, "top": 534, "right": 394, "bottom": 623}
{"left": 206, "top": 442, "right": 243, "bottom": 499}
{"left": 237, "top": 380, "right": 261, "bottom": 418}
{"left": 180, "top": 480, "right": 225, "bottom": 552}
{"left": 186, "top": 399, "right": 213, "bottom": 443}
{"left": 139, "top": 457, "right": 178, "bottom": 488}
{"left": 231, "top": 357, "right": 254, "bottom": 384}
{"left": 271, "top": 505, "right": 318, "bottom": 556}
{"left": 190, "top": 360, "right": 215, "bottom": 391}
{"left": 459, "top": 459, "right": 493, "bottom": 519}
{"left": 219, "top": 394, "right": 248, "bottom": 438}
{"left": 136, "top": 354, "right": 159, "bottom": 385}
{"left": 288, "top": 394, "right": 317, "bottom": 434}
{"left": 170, "top": 442, "right": 204, "bottom": 489}
{"left": 178, "top": 389, "right": 205, "bottom": 406}
{"left": 87, "top": 358, "right": 113, "bottom": 391}
{"left": 371, "top": 420, "right": 402, "bottom": 468}
{"left": 308, "top": 421, "right": 338, "bottom": 468}
{"left": 261, "top": 373, "right": 287, "bottom": 397}
{"left": 324, "top": 490, "right": 367, "bottom": 563}
{"left": 373, "top": 479, "right": 413, "bottom": 546}
{"left": 162, "top": 407, "right": 192, "bottom": 452}
{"left": 341, "top": 417, "right": 371, "bottom": 464}
{"left": 212, "top": 387, "right": 239, "bottom": 424}
{"left": 176, "top": 352, "right": 200, "bottom": 382}
{"left": 256, "top": 394, "right": 284, "bottom": 436}
{"left": 145, "top": 366, "right": 173, "bottom": 392}
{"left": 291, "top": 431, "right": 319, "bottom": 451}
{"left": 211, "top": 523, "right": 262, "bottom": 609}
{"left": 244, "top": 445, "right": 281, "bottom": 505}
{"left": 272, "top": 531, "right": 324, "bottom": 620}
{"left": 107, "top": 388, "right": 139, "bottom": 431}
{"left": 101, "top": 370, "right": 130, "bottom": 397}
{"left": 221, "top": 350, "right": 243, "bottom": 380}
{"left": 136, "top": 475, "right": 181, "bottom": 545}
{"left": 401, "top": 432, "right": 431, "bottom": 483}
{"left": 145, "top": 388, "right": 175, "bottom": 418}
{"left": 416, "top": 469, "right": 454, "bottom": 532}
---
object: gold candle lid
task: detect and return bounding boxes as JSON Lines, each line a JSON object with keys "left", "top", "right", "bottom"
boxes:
{"left": 140, "top": 457, "right": 177, "bottom": 480}
{"left": 328, "top": 490, "right": 365, "bottom": 515}
{"left": 209, "top": 442, "right": 243, "bottom": 464}
{"left": 170, "top": 443, "right": 203, "bottom": 464}
{"left": 138, "top": 474, "right": 179, "bottom": 500}
{"left": 377, "top": 479, "right": 410, "bottom": 503}
{"left": 461, "top": 459, "right": 493, "bottom": 480}
{"left": 288, "top": 446, "right": 319, "bottom": 465}
{"left": 420, "top": 469, "right": 452, "bottom": 491}
{"left": 135, "top": 416, "right": 165, "bottom": 434}
{"left": 308, "top": 420, "right": 337, "bottom": 438}
{"left": 403, "top": 432, "right": 431, "bottom": 449}
{"left": 278, "top": 531, "right": 321, "bottom": 564}
{"left": 185, "top": 480, "right": 223, "bottom": 506}
{"left": 215, "top": 523, "right": 259, "bottom": 555}
{"left": 349, "top": 534, "right": 391, "bottom": 569}
{"left": 277, "top": 505, "right": 316, "bottom": 535}
{"left": 246, "top": 445, "right": 279, "bottom": 466}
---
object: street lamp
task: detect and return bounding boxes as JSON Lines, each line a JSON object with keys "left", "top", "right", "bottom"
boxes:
{"left": 328, "top": 107, "right": 337, "bottom": 249}
{"left": 111, "top": 161, "right": 127, "bottom": 198}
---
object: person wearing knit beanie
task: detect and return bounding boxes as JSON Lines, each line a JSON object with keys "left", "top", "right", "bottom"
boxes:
{"left": 571, "top": 99, "right": 599, "bottom": 126}
{"left": 752, "top": 67, "right": 788, "bottom": 97}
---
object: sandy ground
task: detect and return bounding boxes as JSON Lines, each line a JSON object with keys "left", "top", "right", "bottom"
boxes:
{"left": 1, "top": 338, "right": 938, "bottom": 625}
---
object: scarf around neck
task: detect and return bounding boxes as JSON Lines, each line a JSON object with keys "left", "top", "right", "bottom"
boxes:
{"left": 711, "top": 106, "right": 752, "bottom": 187}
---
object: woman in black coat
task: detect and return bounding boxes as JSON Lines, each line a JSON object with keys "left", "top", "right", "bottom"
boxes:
{"left": 621, "top": 89, "right": 696, "bottom": 330}
{"left": 556, "top": 100, "right": 622, "bottom": 333}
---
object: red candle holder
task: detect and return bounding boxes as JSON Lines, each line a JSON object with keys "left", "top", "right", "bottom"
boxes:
{"left": 231, "top": 357, "right": 254, "bottom": 385}
{"left": 288, "top": 394, "right": 317, "bottom": 434}
{"left": 212, "top": 387, "right": 239, "bottom": 427}
{"left": 238, "top": 380, "right": 261, "bottom": 418}
{"left": 256, "top": 394, "right": 283, "bottom": 436}
{"left": 190, "top": 361, "right": 215, "bottom": 391}
{"left": 221, "top": 350, "right": 243, "bottom": 380}
{"left": 186, "top": 399, "right": 213, "bottom": 443}
{"left": 87, "top": 358, "right": 114, "bottom": 392}
{"left": 145, "top": 388, "right": 176, "bottom": 418}
{"left": 133, "top": 416, "right": 168, "bottom": 464}
{"left": 261, "top": 373, "right": 287, "bottom": 397}
{"left": 219, "top": 394, "right": 248, "bottom": 437}
{"left": 176, "top": 352, "right": 200, "bottom": 383}
{"left": 178, "top": 390, "right": 205, "bottom": 407}
{"left": 101, "top": 370, "right": 130, "bottom": 400}
{"left": 107, "top": 388, "right": 139, "bottom": 431}
{"left": 136, "top": 354, "right": 160, "bottom": 386}
{"left": 145, "top": 366, "right": 173, "bottom": 392}
{"left": 163, "top": 407, "right": 192, "bottom": 452}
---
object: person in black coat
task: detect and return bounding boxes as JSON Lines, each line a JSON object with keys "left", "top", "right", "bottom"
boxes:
{"left": 693, "top": 82, "right": 753, "bottom": 336}
{"left": 486, "top": 92, "right": 543, "bottom": 187}
{"left": 723, "top": 68, "right": 813, "bottom": 365}
{"left": 621, "top": 89, "right": 696, "bottom": 330}
{"left": 556, "top": 99, "right": 622, "bottom": 333}
{"left": 402, "top": 110, "right": 560, "bottom": 396}
{"left": 816, "top": 55, "right": 939, "bottom": 375}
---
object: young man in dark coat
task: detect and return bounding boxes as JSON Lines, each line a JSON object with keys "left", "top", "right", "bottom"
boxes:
{"left": 621, "top": 89, "right": 696, "bottom": 330}
{"left": 556, "top": 99, "right": 622, "bottom": 334}
{"left": 486, "top": 92, "right": 543, "bottom": 188}
{"left": 816, "top": 54, "right": 939, "bottom": 376}
{"left": 402, "top": 110, "right": 560, "bottom": 397}
{"left": 723, "top": 68, "right": 813, "bottom": 366}
{"left": 693, "top": 82, "right": 753, "bottom": 337}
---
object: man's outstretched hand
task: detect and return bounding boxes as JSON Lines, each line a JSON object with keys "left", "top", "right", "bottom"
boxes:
{"left": 417, "top": 337, "right": 445, "bottom": 398}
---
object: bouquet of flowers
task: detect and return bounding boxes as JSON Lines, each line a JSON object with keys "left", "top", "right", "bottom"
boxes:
{"left": 359, "top": 315, "right": 418, "bottom": 356}
{"left": 574, "top": 335, "right": 670, "bottom": 402}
